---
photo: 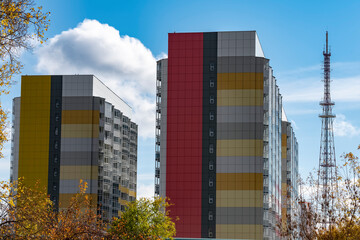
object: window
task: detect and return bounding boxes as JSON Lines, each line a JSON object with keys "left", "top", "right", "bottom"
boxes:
{"left": 54, "top": 168, "right": 58, "bottom": 177}
{"left": 54, "top": 127, "right": 59, "bottom": 136}
{"left": 209, "top": 195, "right": 214, "bottom": 204}
{"left": 209, "top": 161, "right": 214, "bottom": 171}
{"left": 209, "top": 144, "right": 214, "bottom": 154}
{"left": 208, "top": 211, "right": 213, "bottom": 221}
{"left": 208, "top": 229, "right": 213, "bottom": 237}
{"left": 210, "top": 96, "right": 214, "bottom": 104}
{"left": 209, "top": 178, "right": 214, "bottom": 187}
{"left": 54, "top": 154, "right": 58, "bottom": 163}
{"left": 55, "top": 113, "right": 60, "bottom": 122}
{"left": 53, "top": 183, "right": 57, "bottom": 191}
{"left": 209, "top": 63, "right": 215, "bottom": 71}
{"left": 209, "top": 129, "right": 214, "bottom": 137}
{"left": 209, "top": 112, "right": 214, "bottom": 121}
{"left": 210, "top": 78, "right": 215, "bottom": 88}
{"left": 55, "top": 99, "right": 60, "bottom": 108}
{"left": 54, "top": 141, "right": 59, "bottom": 150}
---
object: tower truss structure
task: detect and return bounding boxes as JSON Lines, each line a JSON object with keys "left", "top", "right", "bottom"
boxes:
{"left": 318, "top": 31, "right": 337, "bottom": 227}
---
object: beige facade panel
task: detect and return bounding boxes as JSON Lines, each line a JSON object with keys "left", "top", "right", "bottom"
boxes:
{"left": 60, "top": 165, "right": 98, "bottom": 180}
{"left": 216, "top": 224, "right": 263, "bottom": 239}
{"left": 61, "top": 124, "right": 99, "bottom": 138}
{"left": 217, "top": 89, "right": 263, "bottom": 106}
{"left": 217, "top": 139, "right": 263, "bottom": 157}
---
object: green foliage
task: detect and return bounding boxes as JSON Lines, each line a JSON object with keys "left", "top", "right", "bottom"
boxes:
{"left": 109, "top": 197, "right": 176, "bottom": 240}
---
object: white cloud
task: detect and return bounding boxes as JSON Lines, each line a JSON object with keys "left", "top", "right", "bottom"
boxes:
{"left": 137, "top": 182, "right": 154, "bottom": 199}
{"left": 278, "top": 62, "right": 360, "bottom": 103}
{"left": 35, "top": 19, "right": 157, "bottom": 138}
{"left": 333, "top": 114, "right": 360, "bottom": 137}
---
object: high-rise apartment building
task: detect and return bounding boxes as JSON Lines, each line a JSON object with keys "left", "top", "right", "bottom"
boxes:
{"left": 11, "top": 75, "right": 138, "bottom": 221}
{"left": 155, "top": 31, "right": 298, "bottom": 239}
{"left": 281, "top": 115, "right": 299, "bottom": 231}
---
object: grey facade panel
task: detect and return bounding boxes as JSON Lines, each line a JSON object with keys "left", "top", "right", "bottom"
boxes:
{"left": 59, "top": 179, "right": 97, "bottom": 194}
{"left": 217, "top": 122, "right": 263, "bottom": 140}
{"left": 216, "top": 207, "right": 263, "bottom": 224}
{"left": 60, "top": 138, "right": 98, "bottom": 152}
{"left": 60, "top": 151, "right": 97, "bottom": 165}
{"left": 217, "top": 56, "right": 266, "bottom": 73}
{"left": 62, "top": 96, "right": 96, "bottom": 110}
{"left": 217, "top": 106, "right": 264, "bottom": 123}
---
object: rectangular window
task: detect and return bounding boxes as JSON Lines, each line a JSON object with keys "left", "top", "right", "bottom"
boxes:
{"left": 210, "top": 63, "right": 215, "bottom": 72}
{"left": 210, "top": 78, "right": 215, "bottom": 88}
{"left": 210, "top": 96, "right": 214, "bottom": 104}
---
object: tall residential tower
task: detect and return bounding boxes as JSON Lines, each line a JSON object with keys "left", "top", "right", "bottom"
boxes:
{"left": 11, "top": 75, "right": 138, "bottom": 221}
{"left": 155, "top": 31, "right": 299, "bottom": 239}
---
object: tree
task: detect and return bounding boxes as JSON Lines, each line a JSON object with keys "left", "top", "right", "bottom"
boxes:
{"left": 0, "top": 178, "right": 54, "bottom": 239}
{"left": 281, "top": 145, "right": 360, "bottom": 239}
{"left": 46, "top": 180, "right": 107, "bottom": 240}
{"left": 0, "top": 0, "right": 50, "bottom": 157}
{"left": 109, "top": 197, "right": 176, "bottom": 240}
{"left": 0, "top": 179, "right": 107, "bottom": 239}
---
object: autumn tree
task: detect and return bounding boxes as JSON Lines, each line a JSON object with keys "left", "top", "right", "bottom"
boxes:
{"left": 0, "top": 0, "right": 50, "bottom": 157}
{"left": 281, "top": 145, "right": 360, "bottom": 239}
{"left": 0, "top": 179, "right": 107, "bottom": 239}
{"left": 47, "top": 180, "right": 107, "bottom": 240}
{"left": 109, "top": 197, "right": 176, "bottom": 240}
{"left": 0, "top": 178, "right": 53, "bottom": 239}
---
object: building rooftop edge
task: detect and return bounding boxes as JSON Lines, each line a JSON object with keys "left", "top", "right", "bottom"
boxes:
{"left": 21, "top": 74, "right": 132, "bottom": 111}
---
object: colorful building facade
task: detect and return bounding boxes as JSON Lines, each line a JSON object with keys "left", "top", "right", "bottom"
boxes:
{"left": 11, "top": 75, "right": 138, "bottom": 221}
{"left": 155, "top": 31, "right": 299, "bottom": 239}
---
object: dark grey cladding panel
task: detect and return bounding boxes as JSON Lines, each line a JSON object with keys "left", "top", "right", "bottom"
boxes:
{"left": 60, "top": 151, "right": 97, "bottom": 165}
{"left": 216, "top": 207, "right": 263, "bottom": 225}
{"left": 217, "top": 56, "right": 266, "bottom": 73}
{"left": 217, "top": 122, "right": 263, "bottom": 140}
{"left": 62, "top": 96, "right": 97, "bottom": 110}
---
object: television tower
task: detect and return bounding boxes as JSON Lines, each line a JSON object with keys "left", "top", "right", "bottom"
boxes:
{"left": 318, "top": 31, "right": 337, "bottom": 227}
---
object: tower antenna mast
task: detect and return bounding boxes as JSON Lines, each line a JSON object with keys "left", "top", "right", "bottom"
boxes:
{"left": 317, "top": 31, "right": 337, "bottom": 229}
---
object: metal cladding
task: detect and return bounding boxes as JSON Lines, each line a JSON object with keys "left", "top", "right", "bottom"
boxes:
{"left": 155, "top": 31, "right": 299, "bottom": 240}
{"left": 317, "top": 31, "right": 337, "bottom": 227}
{"left": 11, "top": 75, "right": 138, "bottom": 221}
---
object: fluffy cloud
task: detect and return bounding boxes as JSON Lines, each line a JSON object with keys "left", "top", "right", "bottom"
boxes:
{"left": 333, "top": 114, "right": 360, "bottom": 137}
{"left": 278, "top": 62, "right": 360, "bottom": 103}
{"left": 35, "top": 19, "right": 159, "bottom": 138}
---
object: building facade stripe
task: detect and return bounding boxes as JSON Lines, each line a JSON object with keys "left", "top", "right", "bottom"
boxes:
{"left": 201, "top": 32, "right": 217, "bottom": 238}
{"left": 166, "top": 32, "right": 204, "bottom": 238}
{"left": 48, "top": 75, "right": 62, "bottom": 209}
{"left": 18, "top": 76, "right": 51, "bottom": 190}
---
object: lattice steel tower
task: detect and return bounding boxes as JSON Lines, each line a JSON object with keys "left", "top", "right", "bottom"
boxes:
{"left": 318, "top": 31, "right": 337, "bottom": 227}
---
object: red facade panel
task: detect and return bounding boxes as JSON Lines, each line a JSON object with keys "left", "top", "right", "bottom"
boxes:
{"left": 167, "top": 32, "right": 203, "bottom": 238}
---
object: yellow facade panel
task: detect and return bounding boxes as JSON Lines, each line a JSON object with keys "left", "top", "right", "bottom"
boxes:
{"left": 59, "top": 193, "right": 97, "bottom": 209}
{"left": 61, "top": 124, "right": 99, "bottom": 138}
{"left": 216, "top": 190, "right": 263, "bottom": 207}
{"left": 216, "top": 224, "right": 263, "bottom": 239}
{"left": 62, "top": 110, "right": 99, "bottom": 124}
{"left": 60, "top": 165, "right": 98, "bottom": 180}
{"left": 217, "top": 73, "right": 264, "bottom": 90}
{"left": 216, "top": 173, "right": 263, "bottom": 191}
{"left": 282, "top": 134, "right": 287, "bottom": 146}
{"left": 18, "top": 76, "right": 51, "bottom": 190}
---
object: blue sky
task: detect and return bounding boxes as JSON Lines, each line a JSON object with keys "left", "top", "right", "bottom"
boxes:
{"left": 1, "top": 0, "right": 360, "bottom": 198}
